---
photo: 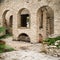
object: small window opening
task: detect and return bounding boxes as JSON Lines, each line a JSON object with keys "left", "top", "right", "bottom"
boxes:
{"left": 9, "top": 15, "right": 13, "bottom": 27}
{"left": 40, "top": 9, "right": 43, "bottom": 29}
{"left": 21, "top": 14, "right": 29, "bottom": 28}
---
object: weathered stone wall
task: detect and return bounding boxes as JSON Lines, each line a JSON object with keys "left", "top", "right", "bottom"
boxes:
{"left": 0, "top": 0, "right": 60, "bottom": 43}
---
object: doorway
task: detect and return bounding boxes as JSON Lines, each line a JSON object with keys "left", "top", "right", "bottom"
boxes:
{"left": 8, "top": 15, "right": 13, "bottom": 35}
{"left": 37, "top": 6, "right": 54, "bottom": 38}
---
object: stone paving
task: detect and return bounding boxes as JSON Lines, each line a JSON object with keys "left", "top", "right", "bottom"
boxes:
{"left": 0, "top": 37, "right": 60, "bottom": 60}
{"left": 0, "top": 50, "right": 60, "bottom": 60}
{"left": 3, "top": 37, "right": 42, "bottom": 51}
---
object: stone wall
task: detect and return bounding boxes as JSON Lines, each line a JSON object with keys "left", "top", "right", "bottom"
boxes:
{"left": 0, "top": 0, "right": 60, "bottom": 43}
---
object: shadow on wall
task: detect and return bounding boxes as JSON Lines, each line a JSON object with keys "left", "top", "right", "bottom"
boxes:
{"left": 18, "top": 33, "right": 30, "bottom": 42}
{"left": 39, "top": 34, "right": 43, "bottom": 43}
{"left": 0, "top": 0, "right": 4, "bottom": 3}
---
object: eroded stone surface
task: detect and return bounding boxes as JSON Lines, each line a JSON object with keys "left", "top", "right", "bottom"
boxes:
{"left": 0, "top": 50, "right": 60, "bottom": 60}
{"left": 0, "top": 0, "right": 60, "bottom": 43}
{"left": 2, "top": 37, "right": 60, "bottom": 57}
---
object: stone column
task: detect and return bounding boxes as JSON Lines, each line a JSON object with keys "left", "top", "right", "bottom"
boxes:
{"left": 30, "top": 12, "right": 38, "bottom": 43}
{"left": 12, "top": 12, "right": 18, "bottom": 40}
{"left": 43, "top": 10, "right": 47, "bottom": 38}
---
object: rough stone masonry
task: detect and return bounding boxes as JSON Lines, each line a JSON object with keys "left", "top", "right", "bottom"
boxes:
{"left": 0, "top": 0, "right": 60, "bottom": 43}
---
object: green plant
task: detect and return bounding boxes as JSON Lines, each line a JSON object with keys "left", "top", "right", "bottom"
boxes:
{"left": 0, "top": 27, "right": 6, "bottom": 33}
{"left": 0, "top": 44, "right": 14, "bottom": 53}
{"left": 56, "top": 45, "right": 60, "bottom": 49}
{"left": 44, "top": 36, "right": 60, "bottom": 45}
{"left": 0, "top": 27, "right": 12, "bottom": 39}
{"left": 0, "top": 44, "right": 5, "bottom": 53}
{"left": 4, "top": 45, "right": 14, "bottom": 52}
{"left": 0, "top": 34, "right": 12, "bottom": 39}
{"left": 54, "top": 36, "right": 60, "bottom": 40}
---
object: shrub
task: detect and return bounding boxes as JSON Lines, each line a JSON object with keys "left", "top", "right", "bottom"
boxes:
{"left": 0, "top": 34, "right": 12, "bottom": 39}
{"left": 4, "top": 45, "right": 14, "bottom": 52}
{"left": 44, "top": 36, "right": 60, "bottom": 45}
{"left": 0, "top": 27, "right": 6, "bottom": 33}
{"left": 0, "top": 44, "right": 14, "bottom": 53}
{"left": 0, "top": 44, "right": 5, "bottom": 53}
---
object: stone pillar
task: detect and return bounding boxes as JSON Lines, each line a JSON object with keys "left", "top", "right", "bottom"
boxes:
{"left": 13, "top": 12, "right": 18, "bottom": 40}
{"left": 43, "top": 10, "right": 47, "bottom": 38}
{"left": 30, "top": 12, "right": 38, "bottom": 43}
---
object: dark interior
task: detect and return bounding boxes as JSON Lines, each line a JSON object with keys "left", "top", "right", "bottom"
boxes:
{"left": 10, "top": 15, "right": 13, "bottom": 27}
{"left": 18, "top": 33, "right": 30, "bottom": 42}
{"left": 21, "top": 14, "right": 29, "bottom": 27}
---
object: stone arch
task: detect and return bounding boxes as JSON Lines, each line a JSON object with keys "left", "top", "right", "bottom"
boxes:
{"left": 9, "top": 15, "right": 13, "bottom": 27}
{"left": 18, "top": 8, "right": 30, "bottom": 28}
{"left": 2, "top": 10, "right": 13, "bottom": 35}
{"left": 2, "top": 10, "right": 9, "bottom": 27}
{"left": 37, "top": 6, "right": 54, "bottom": 38}
{"left": 2, "top": 10, "right": 9, "bottom": 34}
{"left": 18, "top": 33, "right": 30, "bottom": 42}
{"left": 8, "top": 15, "right": 13, "bottom": 34}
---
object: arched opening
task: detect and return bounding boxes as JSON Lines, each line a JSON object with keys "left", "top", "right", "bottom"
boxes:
{"left": 37, "top": 6, "right": 54, "bottom": 38}
{"left": 18, "top": 33, "right": 30, "bottom": 42}
{"left": 2, "top": 10, "right": 9, "bottom": 34}
{"left": 18, "top": 8, "right": 30, "bottom": 28}
{"left": 8, "top": 15, "right": 13, "bottom": 35}
{"left": 2, "top": 10, "right": 9, "bottom": 27}
{"left": 2, "top": 10, "right": 13, "bottom": 35}
{"left": 9, "top": 15, "right": 13, "bottom": 27}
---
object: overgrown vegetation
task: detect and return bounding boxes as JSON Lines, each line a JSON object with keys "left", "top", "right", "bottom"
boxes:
{"left": 0, "top": 27, "right": 12, "bottom": 39}
{"left": 0, "top": 34, "right": 12, "bottom": 39}
{"left": 0, "top": 27, "right": 14, "bottom": 53}
{"left": 44, "top": 36, "right": 60, "bottom": 48}
{"left": 0, "top": 27, "right": 6, "bottom": 33}
{"left": 0, "top": 44, "right": 14, "bottom": 53}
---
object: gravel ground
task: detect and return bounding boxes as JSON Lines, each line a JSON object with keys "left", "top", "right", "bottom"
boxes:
{"left": 0, "top": 37, "right": 60, "bottom": 60}
{"left": 0, "top": 50, "right": 60, "bottom": 60}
